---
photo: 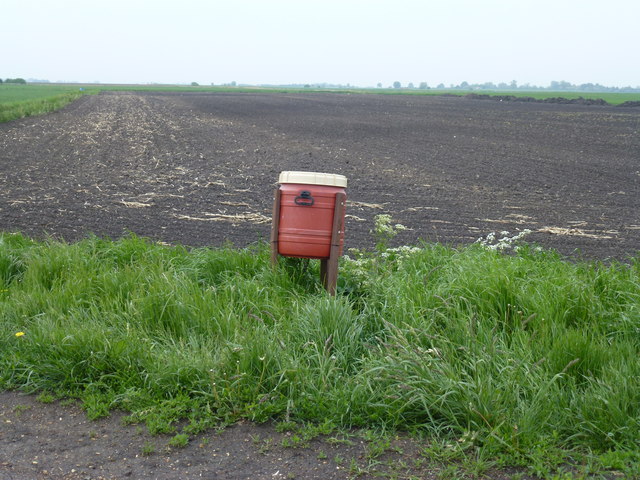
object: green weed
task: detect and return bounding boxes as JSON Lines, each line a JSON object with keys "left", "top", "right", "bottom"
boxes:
{"left": 11, "top": 404, "right": 31, "bottom": 416}
{"left": 141, "top": 441, "right": 156, "bottom": 456}
{"left": 168, "top": 433, "right": 189, "bottom": 448}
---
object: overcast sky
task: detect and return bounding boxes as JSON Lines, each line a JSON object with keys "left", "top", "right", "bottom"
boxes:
{"left": 3, "top": 0, "right": 638, "bottom": 87}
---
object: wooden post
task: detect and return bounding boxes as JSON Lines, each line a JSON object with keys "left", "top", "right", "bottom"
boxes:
{"left": 320, "top": 258, "right": 328, "bottom": 288}
{"left": 270, "top": 188, "right": 281, "bottom": 267}
{"left": 324, "top": 192, "right": 346, "bottom": 295}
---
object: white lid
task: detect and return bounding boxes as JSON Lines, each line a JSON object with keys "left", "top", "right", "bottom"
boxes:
{"left": 278, "top": 171, "right": 347, "bottom": 188}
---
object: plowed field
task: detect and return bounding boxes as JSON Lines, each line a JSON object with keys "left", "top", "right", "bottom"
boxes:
{"left": 1, "top": 91, "right": 638, "bottom": 260}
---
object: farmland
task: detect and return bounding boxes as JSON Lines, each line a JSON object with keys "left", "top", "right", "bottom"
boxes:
{"left": 0, "top": 90, "right": 638, "bottom": 260}
{"left": 0, "top": 83, "right": 96, "bottom": 123}
{"left": 1, "top": 91, "right": 640, "bottom": 479}
{"left": 2, "top": 83, "right": 639, "bottom": 125}
{"left": 0, "top": 84, "right": 92, "bottom": 102}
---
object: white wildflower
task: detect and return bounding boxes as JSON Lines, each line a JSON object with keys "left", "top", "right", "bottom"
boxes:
{"left": 476, "top": 229, "right": 533, "bottom": 251}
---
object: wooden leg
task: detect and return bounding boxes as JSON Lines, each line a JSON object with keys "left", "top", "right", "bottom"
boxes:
{"left": 320, "top": 259, "right": 328, "bottom": 288}
{"left": 325, "top": 255, "right": 339, "bottom": 295}
{"left": 270, "top": 188, "right": 281, "bottom": 267}
{"left": 325, "top": 192, "right": 346, "bottom": 295}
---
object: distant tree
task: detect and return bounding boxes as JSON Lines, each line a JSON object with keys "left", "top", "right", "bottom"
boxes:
{"left": 5, "top": 78, "right": 26, "bottom": 84}
{"left": 510, "top": 80, "right": 518, "bottom": 89}
{"left": 549, "top": 80, "right": 571, "bottom": 91}
{"left": 191, "top": 81, "right": 199, "bottom": 86}
{"left": 407, "top": 82, "right": 414, "bottom": 89}
{"left": 436, "top": 83, "right": 445, "bottom": 89}
{"left": 418, "top": 82, "right": 428, "bottom": 89}
{"left": 377, "top": 82, "right": 382, "bottom": 88}
{"left": 230, "top": 81, "right": 237, "bottom": 87}
{"left": 0, "top": 78, "right": 3, "bottom": 84}
{"left": 393, "top": 81, "right": 401, "bottom": 89}
{"left": 577, "top": 82, "right": 609, "bottom": 92}
{"left": 460, "top": 81, "right": 469, "bottom": 89}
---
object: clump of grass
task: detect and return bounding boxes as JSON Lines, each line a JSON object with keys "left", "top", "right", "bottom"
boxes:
{"left": 1, "top": 226, "right": 639, "bottom": 476}
{"left": 141, "top": 441, "right": 155, "bottom": 456}
{"left": 168, "top": 433, "right": 189, "bottom": 448}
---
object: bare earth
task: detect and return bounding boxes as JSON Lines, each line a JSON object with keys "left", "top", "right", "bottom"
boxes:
{"left": 0, "top": 390, "right": 534, "bottom": 480}
{"left": 0, "top": 91, "right": 638, "bottom": 259}
{"left": 1, "top": 92, "right": 638, "bottom": 479}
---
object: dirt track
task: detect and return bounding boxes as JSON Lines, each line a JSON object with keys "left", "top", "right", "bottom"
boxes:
{"left": 0, "top": 390, "right": 533, "bottom": 480}
{"left": 0, "top": 91, "right": 638, "bottom": 260}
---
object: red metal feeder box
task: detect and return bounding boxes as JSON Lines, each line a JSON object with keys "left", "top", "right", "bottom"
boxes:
{"left": 270, "top": 171, "right": 348, "bottom": 294}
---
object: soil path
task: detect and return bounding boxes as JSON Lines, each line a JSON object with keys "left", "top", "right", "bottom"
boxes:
{"left": 0, "top": 91, "right": 638, "bottom": 260}
{"left": 1, "top": 391, "right": 532, "bottom": 480}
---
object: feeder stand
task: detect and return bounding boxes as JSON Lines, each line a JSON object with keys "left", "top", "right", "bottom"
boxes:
{"left": 270, "top": 172, "right": 347, "bottom": 295}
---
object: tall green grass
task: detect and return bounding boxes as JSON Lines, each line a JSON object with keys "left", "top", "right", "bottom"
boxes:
{"left": 1, "top": 230, "right": 639, "bottom": 474}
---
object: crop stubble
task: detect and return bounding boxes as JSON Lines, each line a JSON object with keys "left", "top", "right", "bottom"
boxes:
{"left": 0, "top": 91, "right": 638, "bottom": 260}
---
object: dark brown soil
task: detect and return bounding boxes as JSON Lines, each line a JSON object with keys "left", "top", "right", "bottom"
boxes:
{"left": 0, "top": 91, "right": 638, "bottom": 261}
{"left": 1, "top": 91, "right": 638, "bottom": 479}
{"left": 1, "top": 391, "right": 534, "bottom": 480}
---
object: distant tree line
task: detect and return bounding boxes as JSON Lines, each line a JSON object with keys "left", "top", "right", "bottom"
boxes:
{"left": 387, "top": 79, "right": 639, "bottom": 93}
{"left": 2, "top": 78, "right": 27, "bottom": 84}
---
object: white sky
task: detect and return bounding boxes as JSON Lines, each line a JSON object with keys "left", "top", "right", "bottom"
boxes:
{"left": 3, "top": 0, "right": 639, "bottom": 87}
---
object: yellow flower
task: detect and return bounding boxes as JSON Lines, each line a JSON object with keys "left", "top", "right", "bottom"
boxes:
{"left": 15, "top": 332, "right": 25, "bottom": 337}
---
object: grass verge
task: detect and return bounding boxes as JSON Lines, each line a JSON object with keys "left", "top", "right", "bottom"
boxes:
{"left": 1, "top": 224, "right": 639, "bottom": 477}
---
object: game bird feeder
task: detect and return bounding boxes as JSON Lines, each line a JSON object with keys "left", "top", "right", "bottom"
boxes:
{"left": 270, "top": 171, "right": 347, "bottom": 295}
